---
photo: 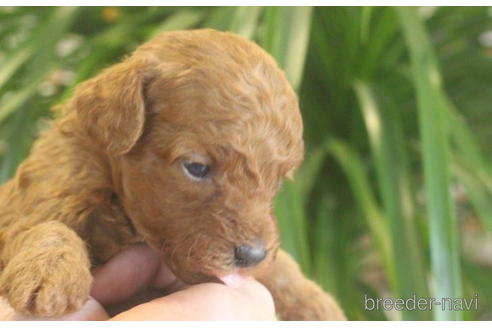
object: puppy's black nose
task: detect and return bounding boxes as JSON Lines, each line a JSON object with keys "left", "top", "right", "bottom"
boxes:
{"left": 234, "top": 244, "right": 267, "bottom": 267}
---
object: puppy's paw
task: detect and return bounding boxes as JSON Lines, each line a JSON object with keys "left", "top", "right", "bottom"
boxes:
{"left": 276, "top": 281, "right": 346, "bottom": 321}
{"left": 258, "top": 250, "right": 345, "bottom": 320}
{"left": 0, "top": 252, "right": 92, "bottom": 317}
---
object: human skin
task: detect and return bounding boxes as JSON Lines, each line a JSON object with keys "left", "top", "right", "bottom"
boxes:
{"left": 0, "top": 245, "right": 276, "bottom": 321}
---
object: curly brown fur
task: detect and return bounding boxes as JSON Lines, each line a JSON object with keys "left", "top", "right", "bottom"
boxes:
{"left": 0, "top": 29, "right": 345, "bottom": 320}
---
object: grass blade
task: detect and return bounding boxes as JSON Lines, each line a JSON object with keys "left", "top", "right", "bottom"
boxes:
{"left": 0, "top": 45, "right": 33, "bottom": 91}
{"left": 261, "top": 7, "right": 313, "bottom": 89}
{"left": 295, "top": 145, "right": 329, "bottom": 205}
{"left": 202, "top": 7, "right": 236, "bottom": 30}
{"left": 396, "top": 7, "right": 462, "bottom": 320}
{"left": 354, "top": 80, "right": 429, "bottom": 320}
{"left": 327, "top": 138, "right": 395, "bottom": 288}
{"left": 452, "top": 158, "right": 492, "bottom": 232}
{"left": 274, "top": 181, "right": 311, "bottom": 273}
{"left": 229, "top": 7, "right": 262, "bottom": 40}
{"left": 0, "top": 77, "right": 43, "bottom": 124}
{"left": 151, "top": 9, "right": 205, "bottom": 36}
{"left": 446, "top": 102, "right": 492, "bottom": 194}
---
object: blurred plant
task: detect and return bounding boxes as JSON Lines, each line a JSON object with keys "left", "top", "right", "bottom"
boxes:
{"left": 1, "top": 6, "right": 491, "bottom": 320}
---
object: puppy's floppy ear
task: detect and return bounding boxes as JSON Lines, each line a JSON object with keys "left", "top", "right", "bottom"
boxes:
{"left": 72, "top": 57, "right": 157, "bottom": 155}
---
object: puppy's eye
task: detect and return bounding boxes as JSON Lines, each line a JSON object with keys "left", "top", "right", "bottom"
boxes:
{"left": 183, "top": 162, "right": 210, "bottom": 180}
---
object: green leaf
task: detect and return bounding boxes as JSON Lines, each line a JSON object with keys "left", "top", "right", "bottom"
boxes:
{"left": 327, "top": 138, "right": 395, "bottom": 287}
{"left": 396, "top": 7, "right": 462, "bottom": 320}
{"left": 354, "top": 80, "right": 429, "bottom": 319}
{"left": 295, "top": 145, "right": 329, "bottom": 205}
{"left": 260, "top": 7, "right": 313, "bottom": 89}
{"left": 229, "top": 7, "right": 262, "bottom": 40}
{"left": 151, "top": 9, "right": 205, "bottom": 36}
{"left": 274, "top": 180, "right": 311, "bottom": 274}
{"left": 452, "top": 158, "right": 492, "bottom": 232}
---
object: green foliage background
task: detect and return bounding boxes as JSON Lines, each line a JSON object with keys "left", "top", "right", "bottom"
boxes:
{"left": 1, "top": 6, "right": 492, "bottom": 320}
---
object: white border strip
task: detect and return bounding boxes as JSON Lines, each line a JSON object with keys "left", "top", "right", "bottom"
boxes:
{"left": 1, "top": 2, "right": 492, "bottom": 6}
{"left": 0, "top": 321, "right": 491, "bottom": 327}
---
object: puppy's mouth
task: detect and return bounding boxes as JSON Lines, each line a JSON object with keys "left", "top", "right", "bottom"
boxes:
{"left": 141, "top": 235, "right": 233, "bottom": 285}
{"left": 139, "top": 228, "right": 276, "bottom": 286}
{"left": 184, "top": 271, "right": 225, "bottom": 285}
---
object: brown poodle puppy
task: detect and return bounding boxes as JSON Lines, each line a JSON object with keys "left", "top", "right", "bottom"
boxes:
{"left": 0, "top": 29, "right": 345, "bottom": 320}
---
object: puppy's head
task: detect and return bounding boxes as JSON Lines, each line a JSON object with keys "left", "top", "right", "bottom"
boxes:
{"left": 73, "top": 29, "right": 304, "bottom": 283}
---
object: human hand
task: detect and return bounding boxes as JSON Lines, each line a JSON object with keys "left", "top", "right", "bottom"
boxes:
{"left": 0, "top": 244, "right": 275, "bottom": 320}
